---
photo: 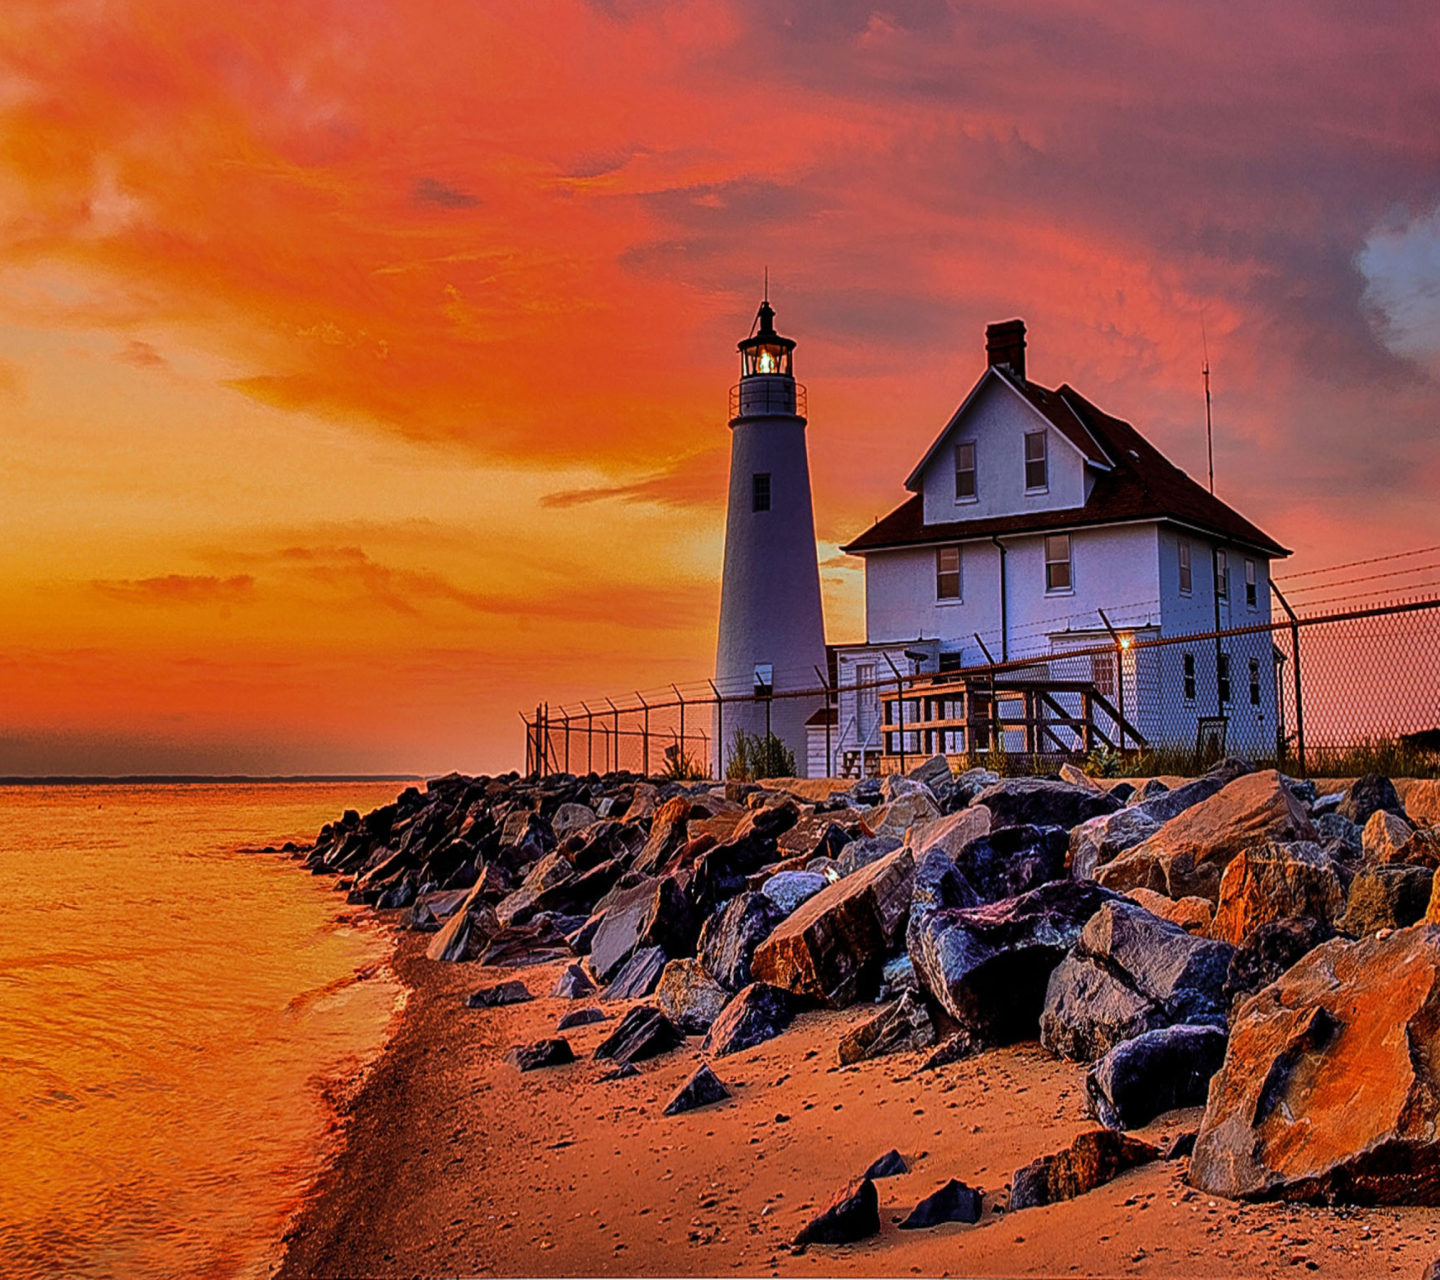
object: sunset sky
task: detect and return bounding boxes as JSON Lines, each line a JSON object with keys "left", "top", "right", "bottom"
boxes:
{"left": 2, "top": 0, "right": 1438, "bottom": 775}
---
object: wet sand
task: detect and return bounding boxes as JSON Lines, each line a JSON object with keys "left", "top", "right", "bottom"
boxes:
{"left": 276, "top": 931, "right": 1440, "bottom": 1279}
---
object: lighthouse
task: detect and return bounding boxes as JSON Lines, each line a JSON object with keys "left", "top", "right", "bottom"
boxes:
{"left": 714, "top": 297, "right": 827, "bottom": 777}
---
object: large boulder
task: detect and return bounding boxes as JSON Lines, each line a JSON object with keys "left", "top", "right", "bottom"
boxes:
{"left": 1098, "top": 771, "right": 1318, "bottom": 902}
{"left": 654, "top": 958, "right": 731, "bottom": 1034}
{"left": 689, "top": 832, "right": 781, "bottom": 916}
{"left": 1209, "top": 842, "right": 1346, "bottom": 947}
{"left": 1085, "top": 1024, "right": 1228, "bottom": 1130}
{"left": 551, "top": 802, "right": 598, "bottom": 842}
{"left": 1191, "top": 926, "right": 1440, "bottom": 1203}
{"left": 1123, "top": 887, "right": 1213, "bottom": 935}
{"left": 972, "top": 778, "right": 1121, "bottom": 831}
{"left": 864, "top": 791, "right": 943, "bottom": 841}
{"left": 424, "top": 886, "right": 499, "bottom": 962}
{"left": 1407, "top": 780, "right": 1440, "bottom": 830}
{"left": 593, "top": 1004, "right": 682, "bottom": 1064}
{"left": 1337, "top": 773, "right": 1405, "bottom": 827}
{"left": 1340, "top": 865, "right": 1435, "bottom": 935}
{"left": 587, "top": 879, "right": 660, "bottom": 982}
{"left": 760, "top": 870, "right": 829, "bottom": 915}
{"left": 909, "top": 879, "right": 1118, "bottom": 1041}
{"left": 602, "top": 945, "right": 667, "bottom": 1001}
{"left": 632, "top": 796, "right": 694, "bottom": 876}
{"left": 1040, "top": 900, "right": 1233, "bottom": 1062}
{"left": 698, "top": 891, "right": 788, "bottom": 992}
{"left": 635, "top": 874, "right": 700, "bottom": 958}
{"left": 1133, "top": 760, "right": 1253, "bottom": 825}
{"left": 834, "top": 833, "right": 903, "bottom": 879}
{"left": 1222, "top": 916, "right": 1335, "bottom": 1012}
{"left": 752, "top": 846, "right": 915, "bottom": 1007}
{"left": 1363, "top": 809, "right": 1416, "bottom": 863}
{"left": 791, "top": 1178, "right": 879, "bottom": 1246}
{"left": 952, "top": 825, "right": 1068, "bottom": 903}
{"left": 1070, "top": 809, "right": 1163, "bottom": 881}
{"left": 701, "top": 982, "right": 793, "bottom": 1057}
{"left": 905, "top": 806, "right": 993, "bottom": 859}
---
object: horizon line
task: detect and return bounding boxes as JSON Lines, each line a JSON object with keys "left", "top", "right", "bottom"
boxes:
{"left": 0, "top": 774, "right": 428, "bottom": 786}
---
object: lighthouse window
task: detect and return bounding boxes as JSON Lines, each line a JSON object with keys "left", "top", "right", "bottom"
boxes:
{"left": 936, "top": 545, "right": 962, "bottom": 600}
{"left": 1024, "top": 431, "right": 1048, "bottom": 490}
{"left": 954, "top": 442, "right": 977, "bottom": 501}
{"left": 752, "top": 472, "right": 771, "bottom": 512}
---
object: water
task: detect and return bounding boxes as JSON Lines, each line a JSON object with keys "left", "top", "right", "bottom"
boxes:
{"left": 0, "top": 782, "right": 408, "bottom": 1280}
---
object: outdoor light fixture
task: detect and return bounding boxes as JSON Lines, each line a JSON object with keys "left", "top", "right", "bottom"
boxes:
{"left": 1120, "top": 634, "right": 1133, "bottom": 650}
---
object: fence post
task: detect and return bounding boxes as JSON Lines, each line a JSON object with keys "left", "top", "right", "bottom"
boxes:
{"left": 582, "top": 702, "right": 594, "bottom": 775}
{"left": 883, "top": 652, "right": 906, "bottom": 773}
{"left": 1098, "top": 609, "right": 1126, "bottom": 755}
{"left": 522, "top": 710, "right": 532, "bottom": 775}
{"left": 564, "top": 715, "right": 571, "bottom": 775}
{"left": 973, "top": 633, "right": 997, "bottom": 759}
{"left": 1271, "top": 584, "right": 1306, "bottom": 776}
{"left": 708, "top": 680, "right": 723, "bottom": 780}
{"left": 672, "top": 684, "right": 686, "bottom": 775}
{"left": 605, "top": 697, "right": 619, "bottom": 776}
{"left": 636, "top": 693, "right": 650, "bottom": 778}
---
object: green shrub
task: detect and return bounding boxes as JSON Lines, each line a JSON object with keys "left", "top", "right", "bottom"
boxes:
{"left": 725, "top": 730, "right": 797, "bottom": 781}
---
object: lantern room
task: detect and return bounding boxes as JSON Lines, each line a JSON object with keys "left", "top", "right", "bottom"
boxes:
{"left": 738, "top": 300, "right": 795, "bottom": 379}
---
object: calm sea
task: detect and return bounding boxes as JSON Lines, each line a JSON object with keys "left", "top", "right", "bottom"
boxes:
{"left": 0, "top": 781, "right": 408, "bottom": 1280}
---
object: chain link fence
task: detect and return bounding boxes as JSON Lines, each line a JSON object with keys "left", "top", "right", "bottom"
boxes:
{"left": 522, "top": 596, "right": 1440, "bottom": 781}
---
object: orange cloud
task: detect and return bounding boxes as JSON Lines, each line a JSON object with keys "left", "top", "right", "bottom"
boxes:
{"left": 92, "top": 574, "right": 256, "bottom": 605}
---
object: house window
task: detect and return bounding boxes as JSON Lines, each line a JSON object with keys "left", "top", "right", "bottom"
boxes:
{"left": 954, "top": 442, "right": 977, "bottom": 501}
{"left": 752, "top": 472, "right": 770, "bottom": 512}
{"left": 1246, "top": 559, "right": 1258, "bottom": 608}
{"left": 1182, "top": 652, "right": 1196, "bottom": 701}
{"left": 1179, "top": 541, "right": 1192, "bottom": 594}
{"left": 1024, "top": 432, "right": 1048, "bottom": 490}
{"left": 1249, "top": 657, "right": 1261, "bottom": 706}
{"left": 1044, "top": 534, "right": 1071, "bottom": 592}
{"left": 936, "top": 545, "right": 962, "bottom": 601}
{"left": 1216, "top": 549, "right": 1228, "bottom": 600}
{"left": 1218, "top": 652, "right": 1231, "bottom": 705}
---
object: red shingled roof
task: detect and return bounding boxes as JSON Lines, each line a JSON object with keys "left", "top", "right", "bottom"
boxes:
{"left": 844, "top": 375, "right": 1288, "bottom": 558}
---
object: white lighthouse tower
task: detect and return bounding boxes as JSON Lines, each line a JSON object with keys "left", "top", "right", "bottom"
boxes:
{"left": 714, "top": 297, "right": 827, "bottom": 778}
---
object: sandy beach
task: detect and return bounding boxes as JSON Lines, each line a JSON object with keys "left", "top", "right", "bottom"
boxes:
{"left": 276, "top": 925, "right": 1440, "bottom": 1280}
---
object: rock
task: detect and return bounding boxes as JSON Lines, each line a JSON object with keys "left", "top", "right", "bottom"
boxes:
{"left": 663, "top": 1063, "right": 731, "bottom": 1115}
{"left": 952, "top": 825, "right": 1068, "bottom": 903}
{"left": 598, "top": 1062, "right": 640, "bottom": 1081}
{"left": 701, "top": 982, "right": 793, "bottom": 1057}
{"left": 1123, "top": 887, "right": 1213, "bottom": 935}
{"left": 476, "top": 918, "right": 571, "bottom": 967}
{"left": 1070, "top": 809, "right": 1164, "bottom": 880}
{"left": 654, "top": 958, "right": 731, "bottom": 1034}
{"left": 1059, "top": 762, "right": 1106, "bottom": 791}
{"left": 551, "top": 802, "right": 598, "bottom": 842}
{"left": 1338, "top": 773, "right": 1404, "bottom": 826}
{"left": 837, "top": 990, "right": 937, "bottom": 1065}
{"left": 1407, "top": 780, "right": 1440, "bottom": 830}
{"left": 1314, "top": 811, "right": 1363, "bottom": 856}
{"left": 950, "top": 767, "right": 1000, "bottom": 807}
{"left": 881, "top": 773, "right": 935, "bottom": 803}
{"left": 865, "top": 791, "right": 942, "bottom": 840}
{"left": 1129, "top": 778, "right": 1171, "bottom": 804}
{"left": 465, "top": 979, "right": 532, "bottom": 1009}
{"left": 636, "top": 875, "right": 700, "bottom": 958}
{"left": 1402, "top": 831, "right": 1440, "bottom": 870}
{"left": 919, "top": 1027, "right": 992, "bottom": 1070}
{"left": 603, "top": 945, "right": 667, "bottom": 1001}
{"left": 593, "top": 1004, "right": 682, "bottom": 1064}
{"left": 632, "top": 796, "right": 693, "bottom": 875}
{"left": 552, "top": 962, "right": 596, "bottom": 999}
{"left": 863, "top": 1149, "right": 908, "bottom": 1178}
{"left": 910, "top": 879, "right": 1119, "bottom": 1040}
{"left": 495, "top": 852, "right": 576, "bottom": 925}
{"left": 752, "top": 847, "right": 915, "bottom": 1007}
{"left": 835, "top": 833, "right": 904, "bottom": 879}
{"left": 972, "top": 778, "right": 1121, "bottom": 831}
{"left": 557, "top": 1006, "right": 607, "bottom": 1030}
{"left": 698, "top": 892, "right": 789, "bottom": 992}
{"left": 587, "top": 879, "right": 659, "bottom": 982}
{"left": 906, "top": 806, "right": 993, "bottom": 860}
{"left": 1340, "top": 865, "right": 1435, "bottom": 935}
{"left": 1085, "top": 1024, "right": 1228, "bottom": 1130}
{"left": 1363, "top": 809, "right": 1416, "bottom": 863}
{"left": 424, "top": 887, "right": 499, "bottom": 962}
{"left": 1191, "top": 926, "right": 1440, "bottom": 1203}
{"left": 1222, "top": 916, "right": 1335, "bottom": 1010}
{"left": 907, "top": 754, "right": 955, "bottom": 794}
{"left": 1040, "top": 900, "right": 1233, "bottom": 1061}
{"left": 898, "top": 1179, "right": 983, "bottom": 1229}
{"left": 791, "top": 1178, "right": 880, "bottom": 1246}
{"left": 761, "top": 870, "right": 830, "bottom": 915}
{"left": 690, "top": 832, "right": 783, "bottom": 916}
{"left": 1098, "top": 771, "right": 1319, "bottom": 902}
{"left": 881, "top": 953, "right": 919, "bottom": 995}
{"left": 1210, "top": 842, "right": 1346, "bottom": 946}
{"left": 1009, "top": 1130, "right": 1161, "bottom": 1209}
{"left": 504, "top": 1038, "right": 574, "bottom": 1071}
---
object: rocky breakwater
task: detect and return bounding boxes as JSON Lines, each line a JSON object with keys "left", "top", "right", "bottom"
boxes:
{"left": 293, "top": 759, "right": 1440, "bottom": 1256}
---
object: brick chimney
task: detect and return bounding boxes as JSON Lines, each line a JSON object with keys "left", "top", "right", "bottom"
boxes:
{"left": 986, "top": 319, "right": 1026, "bottom": 381}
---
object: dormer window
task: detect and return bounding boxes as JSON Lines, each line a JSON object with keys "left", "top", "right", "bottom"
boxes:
{"left": 1024, "top": 431, "right": 1048, "bottom": 491}
{"left": 954, "top": 442, "right": 976, "bottom": 501}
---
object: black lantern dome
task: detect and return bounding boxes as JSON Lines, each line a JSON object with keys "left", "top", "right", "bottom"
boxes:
{"left": 738, "top": 299, "right": 795, "bottom": 378}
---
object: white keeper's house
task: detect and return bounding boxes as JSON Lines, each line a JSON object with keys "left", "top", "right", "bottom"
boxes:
{"left": 816, "top": 319, "right": 1290, "bottom": 777}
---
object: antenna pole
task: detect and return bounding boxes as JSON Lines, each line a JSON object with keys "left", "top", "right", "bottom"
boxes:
{"left": 763, "top": 265, "right": 768, "bottom": 303}
{"left": 1202, "top": 319, "right": 1214, "bottom": 494}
